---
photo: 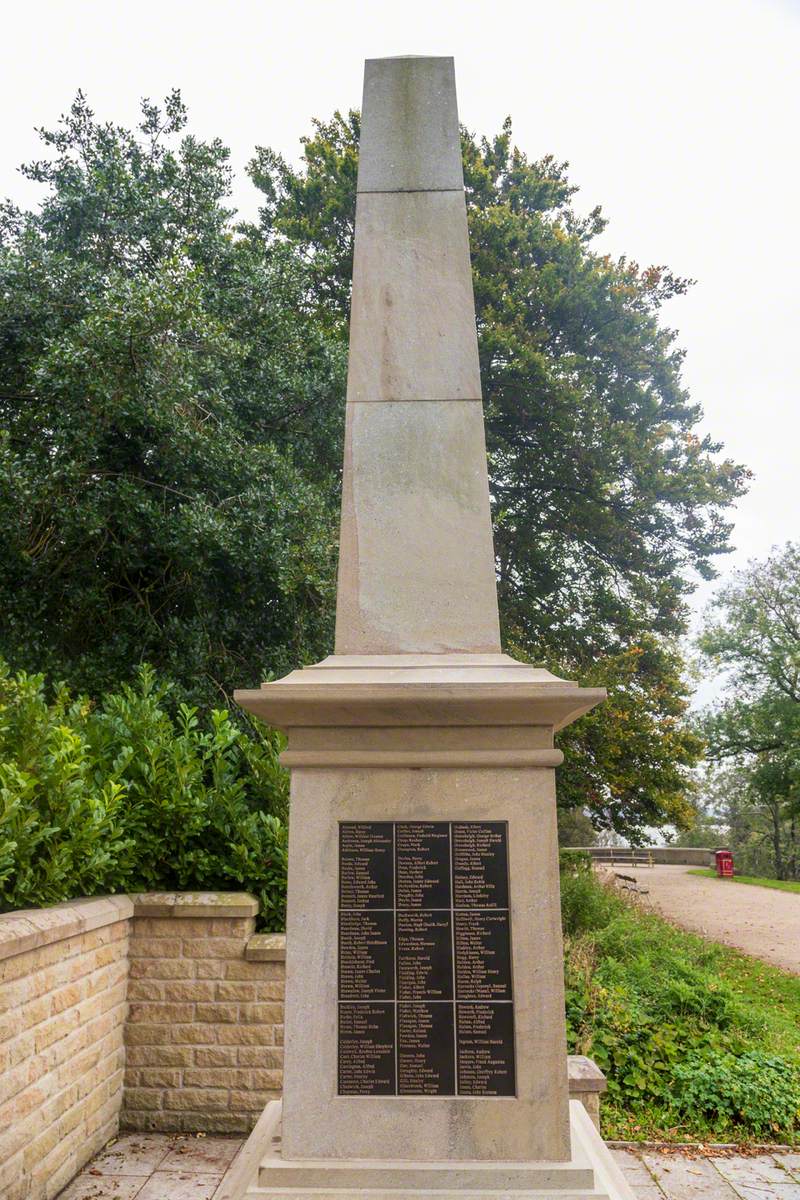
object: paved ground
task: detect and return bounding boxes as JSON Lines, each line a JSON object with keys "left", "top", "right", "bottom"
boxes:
{"left": 56, "top": 1134, "right": 245, "bottom": 1199}
{"left": 58, "top": 1134, "right": 800, "bottom": 1198}
{"left": 615, "top": 1148, "right": 800, "bottom": 1199}
{"left": 620, "top": 864, "right": 800, "bottom": 975}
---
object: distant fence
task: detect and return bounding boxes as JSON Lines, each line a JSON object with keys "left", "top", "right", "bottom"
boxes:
{"left": 574, "top": 846, "right": 714, "bottom": 868}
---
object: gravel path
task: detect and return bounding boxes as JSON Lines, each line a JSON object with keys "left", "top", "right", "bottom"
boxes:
{"left": 621, "top": 864, "right": 800, "bottom": 974}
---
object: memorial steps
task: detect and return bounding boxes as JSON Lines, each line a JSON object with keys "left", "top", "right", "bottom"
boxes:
{"left": 223, "top": 1098, "right": 635, "bottom": 1200}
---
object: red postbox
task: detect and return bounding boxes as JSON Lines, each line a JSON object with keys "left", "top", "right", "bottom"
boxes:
{"left": 715, "top": 849, "right": 734, "bottom": 877}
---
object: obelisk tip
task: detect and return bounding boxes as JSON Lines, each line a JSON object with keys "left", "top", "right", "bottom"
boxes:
{"left": 358, "top": 56, "right": 463, "bottom": 193}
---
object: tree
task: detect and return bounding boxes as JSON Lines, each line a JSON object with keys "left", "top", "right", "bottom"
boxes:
{"left": 670, "top": 770, "right": 729, "bottom": 849}
{"left": 699, "top": 544, "right": 800, "bottom": 878}
{"left": 248, "top": 113, "right": 745, "bottom": 836}
{"left": 0, "top": 93, "right": 345, "bottom": 705}
{"left": 0, "top": 94, "right": 749, "bottom": 837}
{"left": 557, "top": 805, "right": 596, "bottom": 848}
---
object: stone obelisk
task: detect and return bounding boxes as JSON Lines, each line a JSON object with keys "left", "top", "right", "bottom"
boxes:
{"left": 235, "top": 55, "right": 633, "bottom": 1200}
{"left": 335, "top": 55, "right": 500, "bottom": 657}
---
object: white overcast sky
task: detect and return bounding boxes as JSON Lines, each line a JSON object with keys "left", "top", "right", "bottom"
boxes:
{"left": 2, "top": 0, "right": 798, "bottom": 672}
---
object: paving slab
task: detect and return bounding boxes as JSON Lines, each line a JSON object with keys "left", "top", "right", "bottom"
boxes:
{"left": 84, "top": 1132, "right": 173, "bottom": 1176}
{"left": 137, "top": 1172, "right": 220, "bottom": 1199}
{"left": 58, "top": 1176, "right": 145, "bottom": 1200}
{"left": 612, "top": 1149, "right": 665, "bottom": 1198}
{"left": 643, "top": 1151, "right": 739, "bottom": 1199}
{"left": 159, "top": 1136, "right": 240, "bottom": 1174}
{"left": 776, "top": 1156, "right": 800, "bottom": 1181}
{"left": 728, "top": 1186, "right": 800, "bottom": 1200}
{"left": 706, "top": 1154, "right": 800, "bottom": 1200}
{"left": 56, "top": 1135, "right": 245, "bottom": 1200}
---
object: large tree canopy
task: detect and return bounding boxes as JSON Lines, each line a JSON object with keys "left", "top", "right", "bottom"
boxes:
{"left": 250, "top": 114, "right": 746, "bottom": 647}
{"left": 699, "top": 544, "right": 800, "bottom": 877}
{"left": 0, "top": 94, "right": 344, "bottom": 701}
{"left": 0, "top": 94, "right": 748, "bottom": 835}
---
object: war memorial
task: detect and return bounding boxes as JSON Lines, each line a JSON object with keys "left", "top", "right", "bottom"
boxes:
{"left": 233, "top": 53, "right": 634, "bottom": 1200}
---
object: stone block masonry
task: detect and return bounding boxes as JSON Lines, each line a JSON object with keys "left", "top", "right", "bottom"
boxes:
{"left": 0, "top": 891, "right": 285, "bottom": 1198}
{"left": 0, "top": 896, "right": 132, "bottom": 1200}
{"left": 121, "top": 892, "right": 284, "bottom": 1134}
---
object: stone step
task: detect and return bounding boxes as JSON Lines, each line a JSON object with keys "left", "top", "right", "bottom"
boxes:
{"left": 246, "top": 1190, "right": 611, "bottom": 1200}
{"left": 257, "top": 1162, "right": 597, "bottom": 1191}
{"left": 226, "top": 1101, "right": 634, "bottom": 1200}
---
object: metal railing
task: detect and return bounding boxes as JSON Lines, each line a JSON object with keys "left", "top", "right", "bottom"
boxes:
{"left": 589, "top": 847, "right": 654, "bottom": 868}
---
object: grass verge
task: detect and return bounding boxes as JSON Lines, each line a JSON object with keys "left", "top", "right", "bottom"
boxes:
{"left": 561, "top": 865, "right": 800, "bottom": 1144}
{"left": 687, "top": 869, "right": 800, "bottom": 895}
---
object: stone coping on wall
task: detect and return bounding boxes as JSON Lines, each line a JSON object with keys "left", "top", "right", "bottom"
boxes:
{"left": 568, "top": 1054, "right": 607, "bottom": 1094}
{"left": 0, "top": 894, "right": 133, "bottom": 961}
{"left": 129, "top": 891, "right": 260, "bottom": 919}
{"left": 245, "top": 932, "right": 286, "bottom": 961}
{"left": 0, "top": 892, "right": 283, "bottom": 964}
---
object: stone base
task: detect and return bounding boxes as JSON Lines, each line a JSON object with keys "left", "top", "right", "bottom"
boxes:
{"left": 235, "top": 655, "right": 606, "bottom": 1163}
{"left": 221, "top": 1100, "right": 636, "bottom": 1200}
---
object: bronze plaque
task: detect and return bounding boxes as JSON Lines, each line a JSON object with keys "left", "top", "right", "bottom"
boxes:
{"left": 337, "top": 821, "right": 515, "bottom": 1096}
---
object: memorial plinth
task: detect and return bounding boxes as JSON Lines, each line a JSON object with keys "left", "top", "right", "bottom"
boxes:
{"left": 234, "top": 53, "right": 633, "bottom": 1200}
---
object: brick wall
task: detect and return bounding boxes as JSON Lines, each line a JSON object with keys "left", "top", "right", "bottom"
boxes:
{"left": 121, "top": 893, "right": 285, "bottom": 1133}
{"left": 0, "top": 897, "right": 132, "bottom": 1200}
{"left": 0, "top": 892, "right": 285, "bottom": 1198}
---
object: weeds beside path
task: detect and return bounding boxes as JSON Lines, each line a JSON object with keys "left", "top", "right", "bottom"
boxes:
{"left": 562, "top": 866, "right": 800, "bottom": 1144}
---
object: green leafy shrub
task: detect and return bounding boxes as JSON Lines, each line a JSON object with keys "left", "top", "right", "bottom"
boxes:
{"left": 0, "top": 661, "right": 288, "bottom": 929}
{"left": 671, "top": 1052, "right": 800, "bottom": 1136}
{"left": 561, "top": 866, "right": 800, "bottom": 1140}
{"left": 558, "top": 848, "right": 592, "bottom": 874}
{"left": 559, "top": 860, "right": 620, "bottom": 934}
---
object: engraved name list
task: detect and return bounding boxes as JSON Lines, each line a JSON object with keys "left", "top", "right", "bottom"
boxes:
{"left": 338, "top": 821, "right": 516, "bottom": 1097}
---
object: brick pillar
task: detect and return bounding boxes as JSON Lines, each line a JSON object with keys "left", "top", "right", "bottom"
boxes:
{"left": 122, "top": 893, "right": 284, "bottom": 1133}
